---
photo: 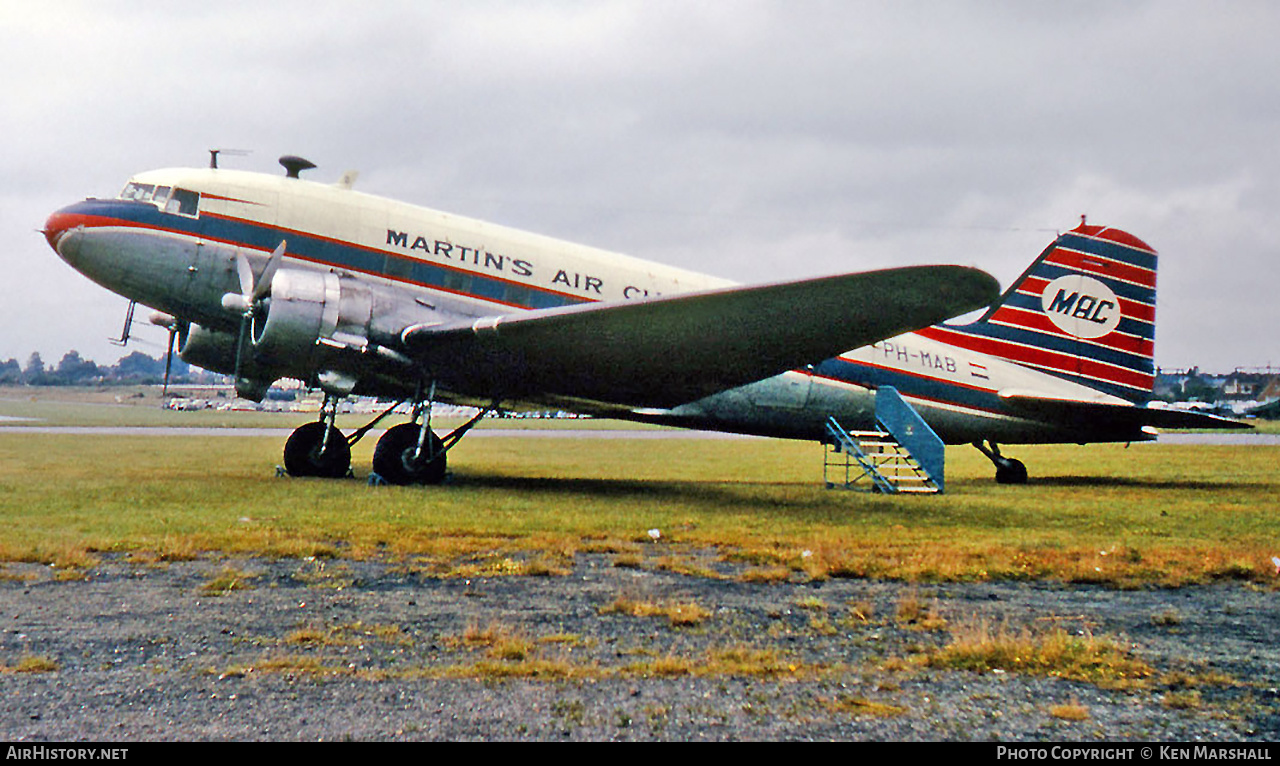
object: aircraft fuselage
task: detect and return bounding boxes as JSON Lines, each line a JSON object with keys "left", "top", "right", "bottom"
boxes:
{"left": 45, "top": 165, "right": 1152, "bottom": 448}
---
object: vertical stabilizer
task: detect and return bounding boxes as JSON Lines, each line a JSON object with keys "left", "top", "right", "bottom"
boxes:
{"left": 918, "top": 222, "right": 1157, "bottom": 403}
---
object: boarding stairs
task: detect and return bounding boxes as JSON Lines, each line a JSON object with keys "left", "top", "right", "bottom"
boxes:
{"left": 824, "top": 387, "right": 944, "bottom": 494}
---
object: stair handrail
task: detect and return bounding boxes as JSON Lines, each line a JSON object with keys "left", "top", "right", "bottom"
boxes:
{"left": 873, "top": 386, "right": 944, "bottom": 493}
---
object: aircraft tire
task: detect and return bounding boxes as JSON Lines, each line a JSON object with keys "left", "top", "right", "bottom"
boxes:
{"left": 373, "top": 423, "right": 447, "bottom": 485}
{"left": 284, "top": 421, "right": 351, "bottom": 479}
{"left": 995, "top": 458, "right": 1028, "bottom": 485}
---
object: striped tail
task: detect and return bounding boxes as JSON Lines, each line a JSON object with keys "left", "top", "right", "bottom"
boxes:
{"left": 917, "top": 222, "right": 1157, "bottom": 403}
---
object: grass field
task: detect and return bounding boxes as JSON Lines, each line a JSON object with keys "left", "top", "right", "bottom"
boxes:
{"left": 2, "top": 387, "right": 1278, "bottom": 587}
{"left": 0, "top": 386, "right": 662, "bottom": 430}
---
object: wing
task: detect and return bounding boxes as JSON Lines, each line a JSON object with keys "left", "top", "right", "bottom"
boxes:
{"left": 402, "top": 265, "right": 1000, "bottom": 409}
{"left": 999, "top": 392, "right": 1252, "bottom": 431}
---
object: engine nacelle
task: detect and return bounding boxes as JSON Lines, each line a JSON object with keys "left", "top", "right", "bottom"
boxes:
{"left": 177, "top": 323, "right": 273, "bottom": 400}
{"left": 182, "top": 269, "right": 385, "bottom": 401}
{"left": 250, "top": 268, "right": 373, "bottom": 382}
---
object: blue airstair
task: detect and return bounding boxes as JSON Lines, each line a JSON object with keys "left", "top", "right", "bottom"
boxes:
{"left": 824, "top": 387, "right": 944, "bottom": 494}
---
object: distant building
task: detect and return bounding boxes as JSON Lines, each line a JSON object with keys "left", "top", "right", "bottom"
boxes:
{"left": 1221, "top": 371, "right": 1268, "bottom": 401}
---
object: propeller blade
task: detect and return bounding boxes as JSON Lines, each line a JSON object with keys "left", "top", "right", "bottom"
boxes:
{"left": 235, "top": 251, "right": 255, "bottom": 300}
{"left": 162, "top": 325, "right": 176, "bottom": 395}
{"left": 253, "top": 240, "right": 286, "bottom": 301}
{"left": 233, "top": 313, "right": 250, "bottom": 384}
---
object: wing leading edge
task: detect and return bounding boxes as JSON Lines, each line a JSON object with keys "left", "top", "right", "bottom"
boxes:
{"left": 402, "top": 265, "right": 1001, "bottom": 409}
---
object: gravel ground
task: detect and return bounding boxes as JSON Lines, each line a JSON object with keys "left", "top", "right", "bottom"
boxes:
{"left": 1, "top": 551, "right": 1277, "bottom": 741}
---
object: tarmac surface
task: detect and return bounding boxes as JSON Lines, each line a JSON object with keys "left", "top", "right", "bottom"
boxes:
{"left": 1, "top": 551, "right": 1277, "bottom": 741}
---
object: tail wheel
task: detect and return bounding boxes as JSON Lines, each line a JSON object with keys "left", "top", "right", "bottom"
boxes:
{"left": 373, "top": 422, "right": 447, "bottom": 485}
{"left": 284, "top": 421, "right": 351, "bottom": 478}
{"left": 994, "top": 458, "right": 1028, "bottom": 485}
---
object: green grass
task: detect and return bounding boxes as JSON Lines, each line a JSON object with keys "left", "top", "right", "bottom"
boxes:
{"left": 0, "top": 410, "right": 1277, "bottom": 583}
{"left": 0, "top": 386, "right": 670, "bottom": 431}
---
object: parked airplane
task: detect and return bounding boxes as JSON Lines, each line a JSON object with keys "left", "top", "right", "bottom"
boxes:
{"left": 43, "top": 155, "right": 1242, "bottom": 486}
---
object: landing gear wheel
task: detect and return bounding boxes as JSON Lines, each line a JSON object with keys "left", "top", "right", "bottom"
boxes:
{"left": 994, "top": 458, "right": 1028, "bottom": 485}
{"left": 373, "top": 423, "right": 447, "bottom": 485}
{"left": 284, "top": 421, "right": 351, "bottom": 478}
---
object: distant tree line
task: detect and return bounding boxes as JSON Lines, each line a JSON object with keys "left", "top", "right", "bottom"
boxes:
{"left": 0, "top": 350, "right": 215, "bottom": 386}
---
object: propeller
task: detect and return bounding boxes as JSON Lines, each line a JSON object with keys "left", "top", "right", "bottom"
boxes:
{"left": 149, "top": 312, "right": 186, "bottom": 396}
{"left": 221, "top": 240, "right": 286, "bottom": 385}
{"left": 163, "top": 325, "right": 176, "bottom": 395}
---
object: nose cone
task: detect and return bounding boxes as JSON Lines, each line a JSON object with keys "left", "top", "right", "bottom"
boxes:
{"left": 44, "top": 206, "right": 81, "bottom": 253}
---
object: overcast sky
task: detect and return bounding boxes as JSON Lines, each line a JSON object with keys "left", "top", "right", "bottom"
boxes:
{"left": 3, "top": 0, "right": 1277, "bottom": 373}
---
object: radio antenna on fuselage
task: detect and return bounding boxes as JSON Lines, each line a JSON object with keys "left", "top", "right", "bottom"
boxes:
{"left": 279, "top": 155, "right": 318, "bottom": 178}
{"left": 208, "top": 148, "right": 251, "bottom": 169}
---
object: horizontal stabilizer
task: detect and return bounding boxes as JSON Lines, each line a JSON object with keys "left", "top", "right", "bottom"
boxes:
{"left": 1000, "top": 392, "right": 1252, "bottom": 431}
{"left": 403, "top": 265, "right": 1000, "bottom": 409}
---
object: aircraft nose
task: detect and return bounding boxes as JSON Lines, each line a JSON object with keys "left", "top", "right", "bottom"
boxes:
{"left": 43, "top": 207, "right": 79, "bottom": 251}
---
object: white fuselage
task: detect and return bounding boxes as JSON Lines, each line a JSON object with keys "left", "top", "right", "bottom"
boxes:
{"left": 46, "top": 167, "right": 1144, "bottom": 445}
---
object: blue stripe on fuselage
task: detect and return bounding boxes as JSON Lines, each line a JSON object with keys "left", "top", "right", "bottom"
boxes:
{"left": 62, "top": 199, "right": 591, "bottom": 311}
{"left": 812, "top": 356, "right": 1003, "bottom": 416}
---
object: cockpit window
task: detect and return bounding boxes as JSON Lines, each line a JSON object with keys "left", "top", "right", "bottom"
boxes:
{"left": 118, "top": 182, "right": 199, "bottom": 217}
{"left": 120, "top": 182, "right": 155, "bottom": 201}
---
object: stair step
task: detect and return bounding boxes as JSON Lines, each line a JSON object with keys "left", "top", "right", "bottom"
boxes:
{"left": 824, "top": 409, "right": 942, "bottom": 495}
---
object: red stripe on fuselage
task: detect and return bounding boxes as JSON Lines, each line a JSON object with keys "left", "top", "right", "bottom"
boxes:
{"left": 43, "top": 211, "right": 183, "bottom": 251}
{"left": 202, "top": 211, "right": 602, "bottom": 308}
{"left": 200, "top": 193, "right": 266, "bottom": 206}
{"left": 50, "top": 209, "right": 599, "bottom": 312}
{"left": 915, "top": 326, "right": 1154, "bottom": 392}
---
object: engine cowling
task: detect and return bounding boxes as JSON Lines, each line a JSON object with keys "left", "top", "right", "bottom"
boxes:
{"left": 250, "top": 268, "right": 373, "bottom": 382}
{"left": 183, "top": 268, "right": 382, "bottom": 400}
{"left": 177, "top": 323, "right": 273, "bottom": 401}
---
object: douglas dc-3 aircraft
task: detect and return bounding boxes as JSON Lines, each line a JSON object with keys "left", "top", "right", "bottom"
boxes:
{"left": 43, "top": 155, "right": 1243, "bottom": 486}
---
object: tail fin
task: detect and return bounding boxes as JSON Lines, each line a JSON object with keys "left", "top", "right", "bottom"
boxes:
{"left": 918, "top": 222, "right": 1157, "bottom": 403}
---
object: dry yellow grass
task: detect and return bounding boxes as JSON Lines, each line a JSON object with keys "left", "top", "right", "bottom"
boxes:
{"left": 826, "top": 695, "right": 907, "bottom": 718}
{"left": 623, "top": 647, "right": 799, "bottom": 678}
{"left": 1, "top": 655, "right": 60, "bottom": 674}
{"left": 600, "top": 595, "right": 712, "bottom": 626}
{"left": 894, "top": 590, "right": 948, "bottom": 631}
{"left": 915, "top": 617, "right": 1156, "bottom": 690}
{"left": 847, "top": 600, "right": 876, "bottom": 623}
{"left": 200, "top": 565, "right": 258, "bottom": 595}
{"left": 1163, "top": 690, "right": 1203, "bottom": 710}
{"left": 1048, "top": 701, "right": 1091, "bottom": 721}
{"left": 283, "top": 627, "right": 341, "bottom": 647}
{"left": 738, "top": 566, "right": 791, "bottom": 583}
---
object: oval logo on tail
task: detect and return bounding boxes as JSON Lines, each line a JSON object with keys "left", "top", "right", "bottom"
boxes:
{"left": 1041, "top": 275, "right": 1122, "bottom": 339}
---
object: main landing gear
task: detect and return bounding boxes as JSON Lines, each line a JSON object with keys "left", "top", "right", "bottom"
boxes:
{"left": 973, "top": 440, "right": 1028, "bottom": 485}
{"left": 281, "top": 387, "right": 495, "bottom": 486}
